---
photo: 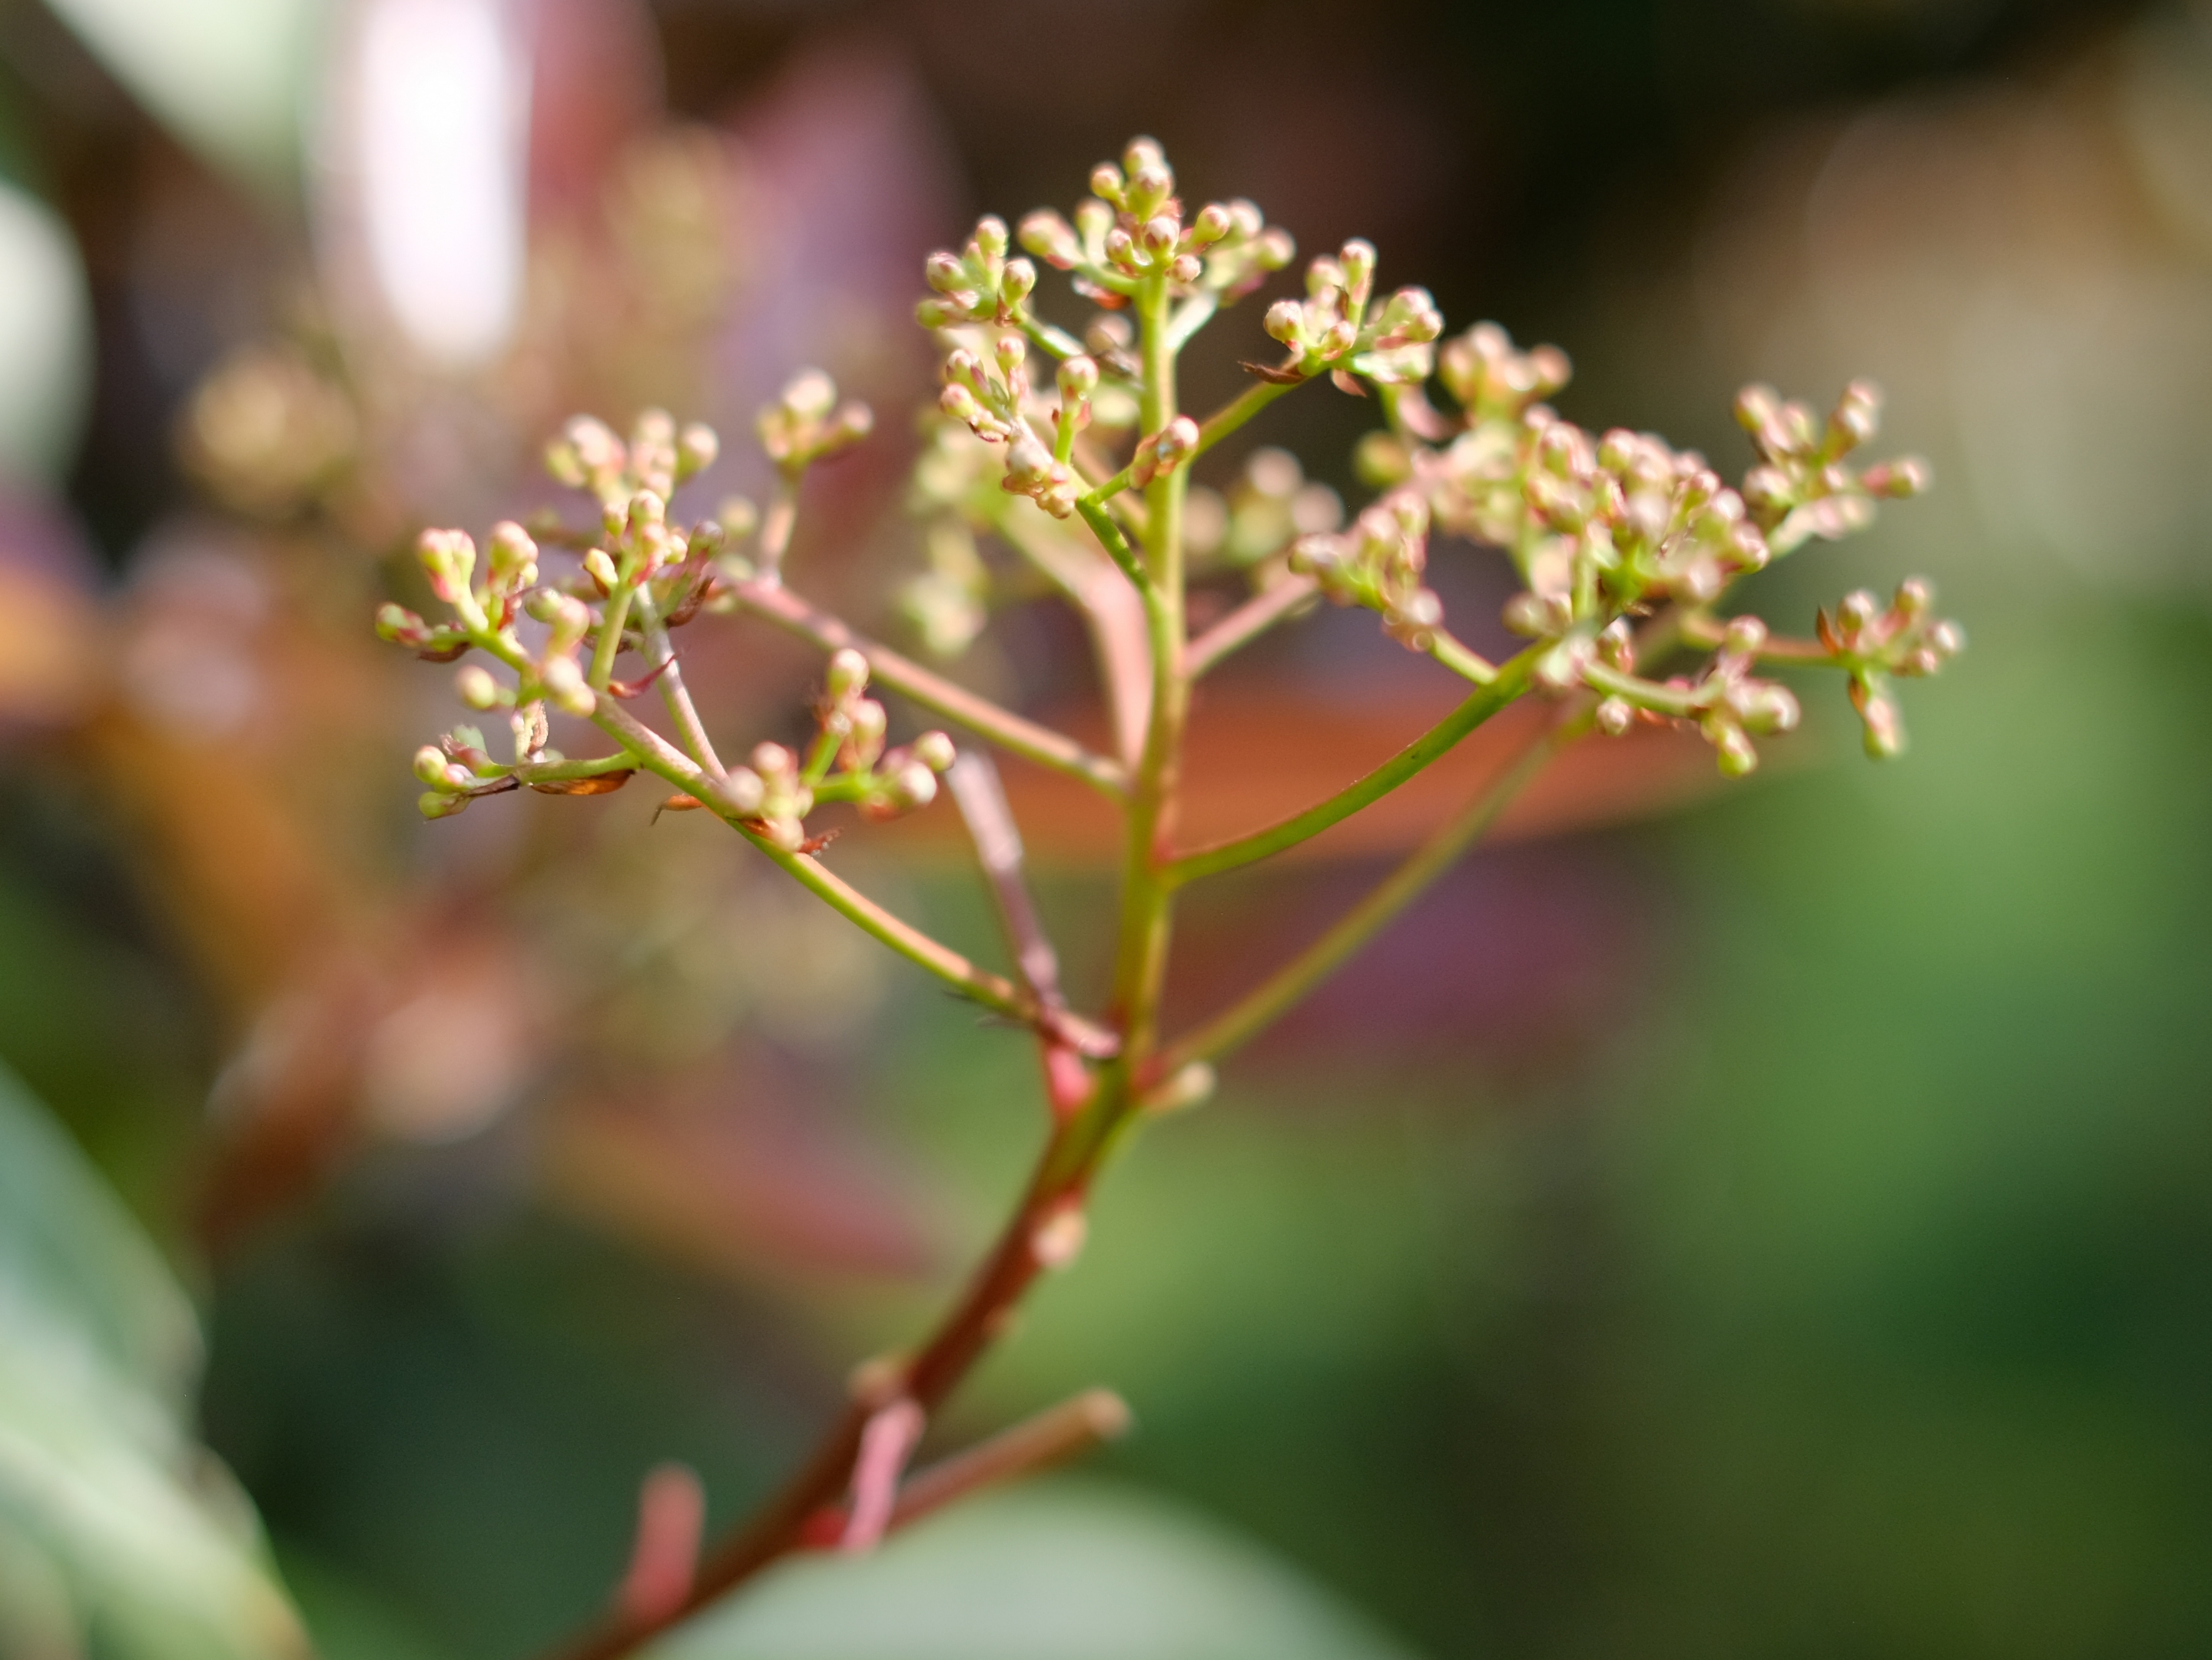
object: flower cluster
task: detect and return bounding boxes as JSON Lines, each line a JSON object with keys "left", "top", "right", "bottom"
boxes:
{"left": 377, "top": 401, "right": 953, "bottom": 840}
{"left": 1338, "top": 319, "right": 1955, "bottom": 772}
{"left": 1262, "top": 240, "right": 1444, "bottom": 386}
{"left": 1818, "top": 578, "right": 1965, "bottom": 757}
{"left": 1016, "top": 138, "right": 1294, "bottom": 308}
{"left": 1288, "top": 490, "right": 1441, "bottom": 649}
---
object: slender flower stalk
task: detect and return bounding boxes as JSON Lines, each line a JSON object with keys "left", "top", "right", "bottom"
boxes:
{"left": 370, "top": 137, "right": 1960, "bottom": 1660}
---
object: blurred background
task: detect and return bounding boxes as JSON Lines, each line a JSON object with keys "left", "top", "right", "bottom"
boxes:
{"left": 2, "top": 0, "right": 2210, "bottom": 1655}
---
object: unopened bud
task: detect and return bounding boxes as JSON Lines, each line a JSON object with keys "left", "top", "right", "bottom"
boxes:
{"left": 416, "top": 529, "right": 476, "bottom": 604}
{"left": 912, "top": 730, "right": 956, "bottom": 772}
{"left": 583, "top": 548, "right": 620, "bottom": 593}
{"left": 376, "top": 603, "right": 430, "bottom": 646}
{"left": 781, "top": 369, "right": 837, "bottom": 421}
{"left": 1713, "top": 723, "right": 1759, "bottom": 777}
{"left": 1860, "top": 456, "right": 1931, "bottom": 498}
{"left": 456, "top": 665, "right": 501, "bottom": 709}
{"left": 1020, "top": 210, "right": 1081, "bottom": 267}
{"left": 1153, "top": 416, "right": 1200, "bottom": 471}
{"left": 1057, "top": 355, "right": 1099, "bottom": 402}
{"left": 539, "top": 654, "right": 595, "bottom": 716}
{"left": 1339, "top": 239, "right": 1376, "bottom": 305}
{"left": 677, "top": 423, "right": 719, "bottom": 479}
{"left": 414, "top": 745, "right": 453, "bottom": 788}
{"left": 1596, "top": 696, "right": 1634, "bottom": 736}
{"left": 826, "top": 648, "right": 869, "bottom": 699}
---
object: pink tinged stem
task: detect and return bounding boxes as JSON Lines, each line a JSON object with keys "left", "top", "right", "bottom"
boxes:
{"left": 618, "top": 1464, "right": 705, "bottom": 1625}
{"left": 841, "top": 1399, "right": 927, "bottom": 1553}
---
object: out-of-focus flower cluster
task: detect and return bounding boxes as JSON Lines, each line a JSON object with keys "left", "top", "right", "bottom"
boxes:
{"left": 375, "top": 399, "right": 951, "bottom": 838}
{"left": 1341, "top": 323, "right": 1957, "bottom": 769}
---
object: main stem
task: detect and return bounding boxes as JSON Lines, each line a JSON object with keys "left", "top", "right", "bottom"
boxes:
{"left": 542, "top": 283, "right": 1192, "bottom": 1660}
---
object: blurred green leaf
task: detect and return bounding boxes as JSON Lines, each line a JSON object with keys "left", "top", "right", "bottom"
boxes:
{"left": 650, "top": 1479, "right": 1424, "bottom": 1660}
{"left": 0, "top": 1062, "right": 308, "bottom": 1659}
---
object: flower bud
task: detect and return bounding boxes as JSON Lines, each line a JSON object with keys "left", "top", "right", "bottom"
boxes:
{"left": 912, "top": 729, "right": 956, "bottom": 772}
{"left": 417, "top": 785, "right": 474, "bottom": 819}
{"left": 1828, "top": 380, "right": 1882, "bottom": 450}
{"left": 1596, "top": 696, "right": 1634, "bottom": 736}
{"left": 677, "top": 423, "right": 719, "bottom": 480}
{"left": 583, "top": 548, "right": 620, "bottom": 593}
{"left": 1264, "top": 299, "right": 1305, "bottom": 345}
{"left": 1859, "top": 456, "right": 1931, "bottom": 497}
{"left": 414, "top": 745, "right": 454, "bottom": 788}
{"left": 1152, "top": 416, "right": 1200, "bottom": 472}
{"left": 1339, "top": 239, "right": 1376, "bottom": 306}
{"left": 885, "top": 759, "right": 937, "bottom": 811}
{"left": 1713, "top": 722, "right": 1759, "bottom": 777}
{"left": 1020, "top": 210, "right": 1081, "bottom": 267}
{"left": 1057, "top": 355, "right": 1099, "bottom": 402}
{"left": 539, "top": 654, "right": 595, "bottom": 716}
{"left": 781, "top": 369, "right": 837, "bottom": 420}
{"left": 489, "top": 526, "right": 539, "bottom": 597}
{"left": 376, "top": 603, "right": 431, "bottom": 646}
{"left": 416, "top": 529, "right": 476, "bottom": 605}
{"left": 456, "top": 665, "right": 502, "bottom": 709}
{"left": 826, "top": 648, "right": 869, "bottom": 699}
{"left": 1192, "top": 202, "right": 1232, "bottom": 245}
{"left": 714, "top": 767, "right": 764, "bottom": 816}
{"left": 1857, "top": 689, "right": 1905, "bottom": 759}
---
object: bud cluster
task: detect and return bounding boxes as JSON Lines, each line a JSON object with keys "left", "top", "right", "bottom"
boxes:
{"left": 378, "top": 403, "right": 960, "bottom": 835}
{"left": 1322, "top": 316, "right": 1960, "bottom": 771}
{"left": 745, "top": 650, "right": 957, "bottom": 850}
{"left": 1736, "top": 382, "right": 1931, "bottom": 556}
{"left": 939, "top": 335, "right": 1086, "bottom": 518}
{"left": 758, "top": 370, "right": 874, "bottom": 474}
{"left": 1262, "top": 241, "right": 1444, "bottom": 386}
{"left": 1288, "top": 489, "right": 1444, "bottom": 650}
{"left": 1016, "top": 138, "right": 1293, "bottom": 307}
{"left": 1817, "top": 579, "right": 1965, "bottom": 757}
{"left": 917, "top": 216, "right": 1039, "bottom": 331}
{"left": 547, "top": 409, "right": 719, "bottom": 513}
{"left": 1578, "top": 616, "right": 1802, "bottom": 777}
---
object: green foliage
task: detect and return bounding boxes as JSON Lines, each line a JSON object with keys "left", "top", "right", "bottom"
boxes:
{"left": 0, "top": 1065, "right": 306, "bottom": 1660}
{"left": 648, "top": 1481, "right": 1417, "bottom": 1660}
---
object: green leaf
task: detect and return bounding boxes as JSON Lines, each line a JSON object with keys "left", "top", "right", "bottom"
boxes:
{"left": 650, "top": 1479, "right": 1424, "bottom": 1660}
{"left": 0, "top": 1062, "right": 308, "bottom": 1659}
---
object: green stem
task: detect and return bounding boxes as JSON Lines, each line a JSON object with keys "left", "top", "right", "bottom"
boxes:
{"left": 731, "top": 579, "right": 1126, "bottom": 799}
{"left": 632, "top": 585, "right": 724, "bottom": 775}
{"left": 1675, "top": 609, "right": 1836, "bottom": 664}
{"left": 1158, "top": 713, "right": 1576, "bottom": 1073}
{"left": 1427, "top": 629, "right": 1498, "bottom": 686}
{"left": 1103, "top": 274, "right": 1187, "bottom": 1063}
{"left": 1167, "top": 642, "right": 1542, "bottom": 885}
{"left": 502, "top": 753, "right": 639, "bottom": 782}
{"left": 1074, "top": 497, "right": 1151, "bottom": 592}
{"left": 1583, "top": 660, "right": 1702, "bottom": 717}
{"left": 1020, "top": 315, "right": 1086, "bottom": 360}
{"left": 1085, "top": 376, "right": 1306, "bottom": 504}
{"left": 589, "top": 570, "right": 638, "bottom": 692}
{"left": 591, "top": 699, "right": 1117, "bottom": 1058}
